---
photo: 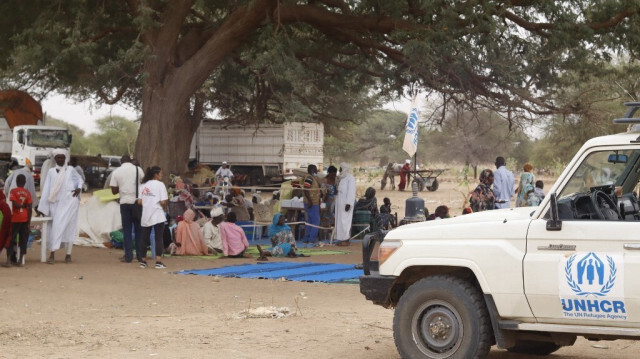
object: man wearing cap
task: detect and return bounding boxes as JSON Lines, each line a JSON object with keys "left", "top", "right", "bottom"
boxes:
{"left": 215, "top": 161, "right": 234, "bottom": 195}
{"left": 398, "top": 159, "right": 411, "bottom": 191}
{"left": 202, "top": 207, "right": 224, "bottom": 253}
{"left": 37, "top": 149, "right": 84, "bottom": 264}
{"left": 5, "top": 163, "right": 38, "bottom": 208}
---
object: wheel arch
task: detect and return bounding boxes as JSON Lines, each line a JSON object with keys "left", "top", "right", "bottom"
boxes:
{"left": 388, "top": 265, "right": 510, "bottom": 349}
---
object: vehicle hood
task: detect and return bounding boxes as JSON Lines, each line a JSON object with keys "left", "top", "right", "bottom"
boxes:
{"left": 384, "top": 207, "right": 536, "bottom": 241}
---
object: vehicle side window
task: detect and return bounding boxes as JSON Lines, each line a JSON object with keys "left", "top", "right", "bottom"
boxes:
{"left": 556, "top": 149, "right": 640, "bottom": 221}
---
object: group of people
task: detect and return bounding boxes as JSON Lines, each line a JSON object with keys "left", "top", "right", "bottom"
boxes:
{"left": 0, "top": 150, "right": 85, "bottom": 267}
{"left": 468, "top": 156, "right": 545, "bottom": 213}
{"left": 300, "top": 163, "right": 356, "bottom": 246}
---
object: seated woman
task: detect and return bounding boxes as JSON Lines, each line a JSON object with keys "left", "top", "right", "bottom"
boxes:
{"left": 220, "top": 212, "right": 250, "bottom": 258}
{"left": 172, "top": 209, "right": 208, "bottom": 256}
{"left": 354, "top": 187, "right": 379, "bottom": 216}
{"left": 257, "top": 213, "right": 298, "bottom": 261}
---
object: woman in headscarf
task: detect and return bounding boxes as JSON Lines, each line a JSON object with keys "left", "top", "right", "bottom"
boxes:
{"left": 257, "top": 213, "right": 298, "bottom": 260}
{"left": 515, "top": 163, "right": 539, "bottom": 207}
{"left": 355, "top": 187, "right": 379, "bottom": 216}
{"left": 0, "top": 191, "right": 13, "bottom": 267}
{"left": 334, "top": 162, "right": 356, "bottom": 246}
{"left": 173, "top": 209, "right": 208, "bottom": 256}
{"left": 469, "top": 169, "right": 496, "bottom": 212}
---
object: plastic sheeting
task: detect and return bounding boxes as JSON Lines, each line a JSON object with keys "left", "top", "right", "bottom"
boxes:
{"left": 76, "top": 195, "right": 122, "bottom": 247}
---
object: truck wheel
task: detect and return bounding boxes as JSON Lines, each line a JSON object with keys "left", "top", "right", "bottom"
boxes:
{"left": 427, "top": 179, "right": 439, "bottom": 192}
{"left": 393, "top": 275, "right": 492, "bottom": 359}
{"left": 506, "top": 340, "right": 561, "bottom": 356}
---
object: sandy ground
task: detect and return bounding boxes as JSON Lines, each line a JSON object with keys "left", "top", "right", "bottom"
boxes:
{"left": 1, "top": 179, "right": 639, "bottom": 358}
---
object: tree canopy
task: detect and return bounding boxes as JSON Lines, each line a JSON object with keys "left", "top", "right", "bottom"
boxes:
{"left": 1, "top": 1, "right": 640, "bottom": 175}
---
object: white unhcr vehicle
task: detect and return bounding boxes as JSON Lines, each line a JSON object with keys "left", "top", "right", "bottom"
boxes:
{"left": 360, "top": 102, "right": 640, "bottom": 358}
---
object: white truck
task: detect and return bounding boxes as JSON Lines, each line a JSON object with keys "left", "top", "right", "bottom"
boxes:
{"left": 360, "top": 102, "right": 640, "bottom": 358}
{"left": 190, "top": 121, "right": 324, "bottom": 185}
{"left": 0, "top": 90, "right": 71, "bottom": 182}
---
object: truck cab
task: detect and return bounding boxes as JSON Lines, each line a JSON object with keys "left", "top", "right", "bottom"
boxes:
{"left": 12, "top": 125, "right": 71, "bottom": 182}
{"left": 360, "top": 103, "right": 640, "bottom": 358}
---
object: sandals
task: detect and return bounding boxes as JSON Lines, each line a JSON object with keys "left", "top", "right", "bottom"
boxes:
{"left": 335, "top": 240, "right": 350, "bottom": 247}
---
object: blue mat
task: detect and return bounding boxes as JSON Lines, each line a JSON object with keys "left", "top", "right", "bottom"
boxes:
{"left": 177, "top": 262, "right": 361, "bottom": 283}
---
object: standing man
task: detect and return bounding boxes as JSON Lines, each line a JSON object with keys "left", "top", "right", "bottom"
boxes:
{"left": 335, "top": 162, "right": 356, "bottom": 246}
{"left": 5, "top": 163, "right": 38, "bottom": 208}
{"left": 493, "top": 156, "right": 515, "bottom": 209}
{"left": 302, "top": 164, "right": 321, "bottom": 247}
{"left": 39, "top": 151, "right": 54, "bottom": 190}
{"left": 398, "top": 159, "right": 411, "bottom": 191}
{"left": 37, "top": 149, "right": 84, "bottom": 264}
{"left": 69, "top": 157, "right": 86, "bottom": 183}
{"left": 110, "top": 154, "right": 145, "bottom": 263}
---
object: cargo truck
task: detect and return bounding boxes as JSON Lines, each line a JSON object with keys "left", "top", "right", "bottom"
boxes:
{"left": 0, "top": 90, "right": 72, "bottom": 182}
{"left": 190, "top": 121, "right": 324, "bottom": 185}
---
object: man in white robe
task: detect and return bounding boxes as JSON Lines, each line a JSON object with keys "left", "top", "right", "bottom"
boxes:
{"left": 334, "top": 162, "right": 356, "bottom": 246}
{"left": 37, "top": 150, "right": 84, "bottom": 264}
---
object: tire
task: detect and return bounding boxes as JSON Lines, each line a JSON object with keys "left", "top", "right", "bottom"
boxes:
{"left": 427, "top": 179, "right": 439, "bottom": 192}
{"left": 506, "top": 340, "right": 561, "bottom": 356}
{"left": 393, "top": 275, "right": 492, "bottom": 359}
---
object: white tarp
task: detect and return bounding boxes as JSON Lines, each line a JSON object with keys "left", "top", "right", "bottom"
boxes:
{"left": 76, "top": 196, "right": 122, "bottom": 247}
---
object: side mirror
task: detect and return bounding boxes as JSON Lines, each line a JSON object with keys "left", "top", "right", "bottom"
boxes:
{"left": 17, "top": 130, "right": 24, "bottom": 145}
{"left": 546, "top": 193, "right": 562, "bottom": 231}
{"left": 68, "top": 134, "right": 73, "bottom": 145}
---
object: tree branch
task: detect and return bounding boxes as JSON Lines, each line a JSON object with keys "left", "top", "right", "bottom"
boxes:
{"left": 97, "top": 86, "right": 128, "bottom": 105}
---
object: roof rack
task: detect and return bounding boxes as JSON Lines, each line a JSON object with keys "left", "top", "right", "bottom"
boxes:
{"left": 613, "top": 102, "right": 640, "bottom": 124}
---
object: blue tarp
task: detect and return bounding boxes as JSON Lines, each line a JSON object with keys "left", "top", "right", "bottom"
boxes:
{"left": 177, "top": 262, "right": 361, "bottom": 283}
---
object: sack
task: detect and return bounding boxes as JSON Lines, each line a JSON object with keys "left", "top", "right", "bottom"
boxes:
{"left": 132, "top": 203, "right": 143, "bottom": 221}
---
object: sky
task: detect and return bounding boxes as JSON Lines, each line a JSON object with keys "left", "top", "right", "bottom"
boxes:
{"left": 41, "top": 93, "right": 139, "bottom": 134}
{"left": 41, "top": 92, "right": 417, "bottom": 135}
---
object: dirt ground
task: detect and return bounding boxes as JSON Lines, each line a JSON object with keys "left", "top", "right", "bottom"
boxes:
{"left": 1, "top": 180, "right": 639, "bottom": 358}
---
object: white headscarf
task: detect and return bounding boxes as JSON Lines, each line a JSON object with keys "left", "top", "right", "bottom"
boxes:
{"left": 48, "top": 149, "right": 68, "bottom": 203}
{"left": 339, "top": 162, "right": 352, "bottom": 177}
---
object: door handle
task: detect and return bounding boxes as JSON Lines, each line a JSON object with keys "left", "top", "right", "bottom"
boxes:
{"left": 537, "top": 244, "right": 576, "bottom": 251}
{"left": 624, "top": 243, "right": 640, "bottom": 250}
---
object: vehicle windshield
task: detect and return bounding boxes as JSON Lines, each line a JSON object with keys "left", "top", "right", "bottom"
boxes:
{"left": 27, "top": 129, "right": 70, "bottom": 148}
{"left": 559, "top": 149, "right": 640, "bottom": 199}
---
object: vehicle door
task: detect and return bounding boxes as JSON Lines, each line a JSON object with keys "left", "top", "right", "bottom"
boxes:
{"left": 524, "top": 145, "right": 640, "bottom": 326}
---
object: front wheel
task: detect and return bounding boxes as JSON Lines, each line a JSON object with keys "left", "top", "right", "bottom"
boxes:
{"left": 506, "top": 340, "right": 561, "bottom": 356}
{"left": 393, "top": 275, "right": 492, "bottom": 359}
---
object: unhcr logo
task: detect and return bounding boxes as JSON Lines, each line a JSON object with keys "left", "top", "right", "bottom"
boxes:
{"left": 559, "top": 252, "right": 627, "bottom": 320}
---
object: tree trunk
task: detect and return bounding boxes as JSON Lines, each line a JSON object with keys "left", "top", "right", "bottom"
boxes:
{"left": 134, "top": 85, "right": 198, "bottom": 178}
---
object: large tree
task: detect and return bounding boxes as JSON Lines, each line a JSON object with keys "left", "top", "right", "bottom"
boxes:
{"left": 1, "top": 1, "right": 640, "bottom": 175}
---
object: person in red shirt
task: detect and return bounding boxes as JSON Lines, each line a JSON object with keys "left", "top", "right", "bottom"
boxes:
{"left": 9, "top": 174, "right": 33, "bottom": 266}
{"left": 0, "top": 190, "right": 12, "bottom": 267}
{"left": 398, "top": 160, "right": 411, "bottom": 191}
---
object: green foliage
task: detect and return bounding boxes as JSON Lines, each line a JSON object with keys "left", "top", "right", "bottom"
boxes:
{"left": 420, "top": 109, "right": 529, "bottom": 167}
{"left": 323, "top": 110, "right": 406, "bottom": 163}
{"left": 44, "top": 116, "right": 138, "bottom": 156}
{"left": 87, "top": 116, "right": 139, "bottom": 156}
